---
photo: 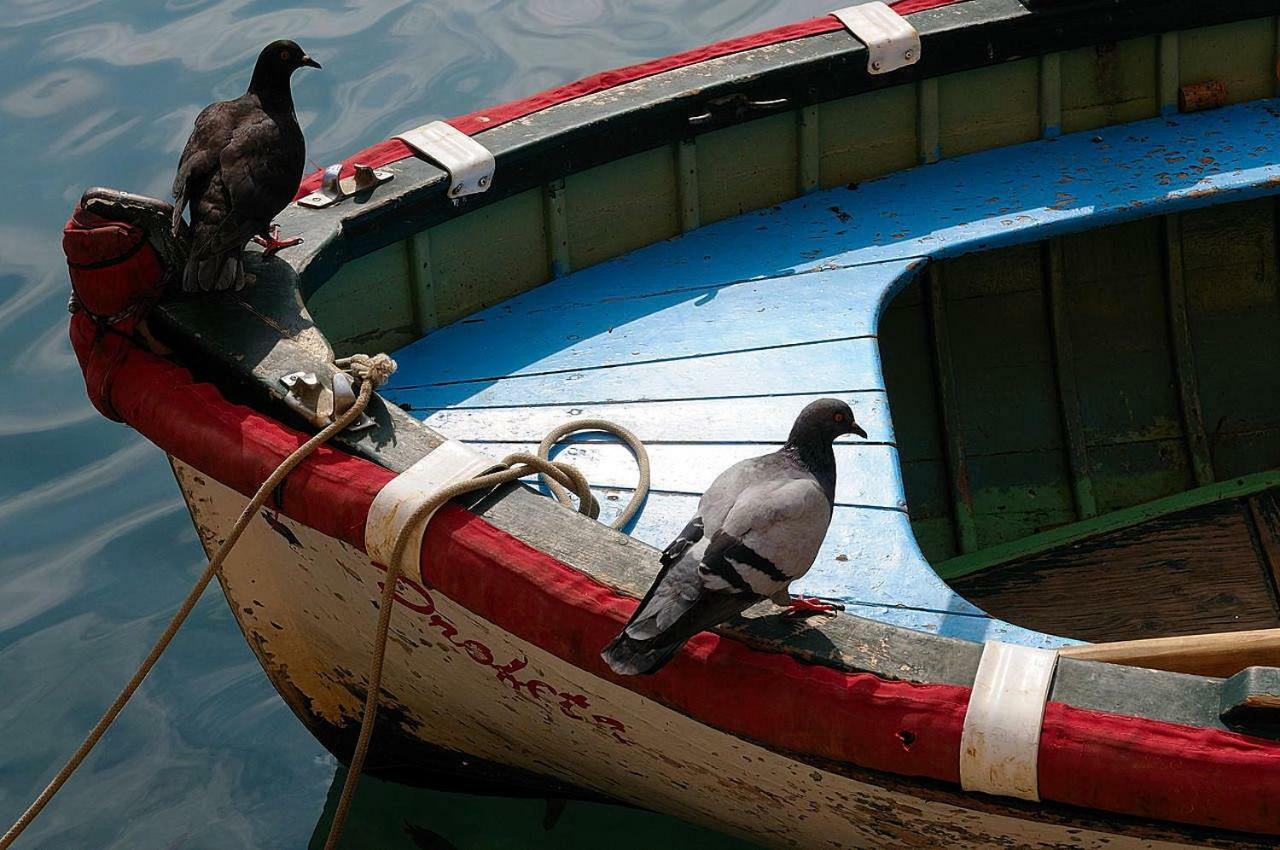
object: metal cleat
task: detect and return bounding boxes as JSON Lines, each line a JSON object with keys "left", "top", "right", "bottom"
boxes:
{"left": 280, "top": 370, "right": 375, "bottom": 431}
{"left": 297, "top": 163, "right": 393, "bottom": 209}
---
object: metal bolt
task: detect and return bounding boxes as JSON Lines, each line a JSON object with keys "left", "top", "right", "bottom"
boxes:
{"left": 871, "top": 59, "right": 882, "bottom": 71}
{"left": 449, "top": 184, "right": 462, "bottom": 196}
{"left": 904, "top": 48, "right": 915, "bottom": 61}
{"left": 478, "top": 175, "right": 490, "bottom": 187}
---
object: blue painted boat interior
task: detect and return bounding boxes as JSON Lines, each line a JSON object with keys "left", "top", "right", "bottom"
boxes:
{"left": 381, "top": 99, "right": 1280, "bottom": 648}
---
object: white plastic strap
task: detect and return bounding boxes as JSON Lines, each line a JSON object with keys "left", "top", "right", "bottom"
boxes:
{"left": 394, "top": 121, "right": 496, "bottom": 198}
{"left": 959, "top": 641, "right": 1059, "bottom": 802}
{"left": 832, "top": 2, "right": 921, "bottom": 75}
{"left": 365, "top": 440, "right": 494, "bottom": 569}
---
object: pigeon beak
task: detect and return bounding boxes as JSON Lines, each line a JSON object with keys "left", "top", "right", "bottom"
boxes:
{"left": 849, "top": 422, "right": 868, "bottom": 439}
{"left": 301, "top": 55, "right": 321, "bottom": 69}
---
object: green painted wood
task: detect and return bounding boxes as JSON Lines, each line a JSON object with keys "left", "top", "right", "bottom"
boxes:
{"left": 544, "top": 178, "right": 570, "bottom": 278}
{"left": 924, "top": 264, "right": 978, "bottom": 554}
{"left": 305, "top": 241, "right": 417, "bottom": 356}
{"left": 1180, "top": 18, "right": 1277, "bottom": 105}
{"left": 817, "top": 86, "right": 919, "bottom": 186}
{"left": 935, "top": 471, "right": 1280, "bottom": 580}
{"left": 1039, "top": 52, "right": 1062, "bottom": 137}
{"left": 1045, "top": 239, "right": 1097, "bottom": 519}
{"left": 798, "top": 106, "right": 820, "bottom": 194}
{"left": 916, "top": 77, "right": 940, "bottom": 164}
{"left": 1159, "top": 32, "right": 1180, "bottom": 114}
{"left": 938, "top": 58, "right": 1039, "bottom": 158}
{"left": 696, "top": 111, "right": 798, "bottom": 226}
{"left": 407, "top": 230, "right": 436, "bottom": 335}
{"left": 676, "top": 139, "right": 699, "bottom": 232}
{"left": 1164, "top": 213, "right": 1216, "bottom": 487}
{"left": 1059, "top": 37, "right": 1159, "bottom": 133}
{"left": 1056, "top": 218, "right": 1194, "bottom": 512}
{"left": 565, "top": 147, "right": 679, "bottom": 272}
{"left": 1178, "top": 198, "right": 1280, "bottom": 480}
{"left": 1275, "top": 15, "right": 1280, "bottom": 97}
{"left": 937, "top": 244, "right": 1076, "bottom": 547}
{"left": 429, "top": 188, "right": 549, "bottom": 327}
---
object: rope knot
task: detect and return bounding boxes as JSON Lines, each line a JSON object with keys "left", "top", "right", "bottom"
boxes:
{"left": 335, "top": 352, "right": 397, "bottom": 388}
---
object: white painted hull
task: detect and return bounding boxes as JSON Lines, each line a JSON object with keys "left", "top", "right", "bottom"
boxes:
{"left": 172, "top": 458, "right": 1229, "bottom": 849}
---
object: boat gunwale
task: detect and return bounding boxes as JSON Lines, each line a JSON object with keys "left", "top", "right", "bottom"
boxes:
{"left": 117, "top": 0, "right": 1280, "bottom": 839}
{"left": 284, "top": 0, "right": 1280, "bottom": 304}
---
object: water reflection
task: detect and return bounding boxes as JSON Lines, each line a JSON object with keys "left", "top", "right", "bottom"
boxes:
{"left": 310, "top": 772, "right": 757, "bottom": 850}
{"left": 0, "top": 1, "right": 834, "bottom": 846}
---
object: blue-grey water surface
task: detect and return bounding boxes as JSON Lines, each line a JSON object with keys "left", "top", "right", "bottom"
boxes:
{"left": 0, "top": 1, "right": 841, "bottom": 847}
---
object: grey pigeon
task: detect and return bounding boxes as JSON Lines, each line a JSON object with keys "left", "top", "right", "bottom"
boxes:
{"left": 172, "top": 39, "right": 320, "bottom": 292}
{"left": 601, "top": 398, "right": 867, "bottom": 676}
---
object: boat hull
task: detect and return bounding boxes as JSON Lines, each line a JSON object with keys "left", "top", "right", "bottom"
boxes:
{"left": 173, "top": 458, "right": 1263, "bottom": 849}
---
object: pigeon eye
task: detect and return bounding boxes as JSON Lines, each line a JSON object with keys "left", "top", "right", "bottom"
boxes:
{"left": 834, "top": 413, "right": 845, "bottom": 422}
{"left": 280, "top": 49, "right": 290, "bottom": 61}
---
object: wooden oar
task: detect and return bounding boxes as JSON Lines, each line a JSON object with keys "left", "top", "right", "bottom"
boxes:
{"left": 1059, "top": 628, "right": 1280, "bottom": 679}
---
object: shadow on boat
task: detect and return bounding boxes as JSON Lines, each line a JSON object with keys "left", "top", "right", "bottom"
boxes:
{"left": 308, "top": 770, "right": 762, "bottom": 850}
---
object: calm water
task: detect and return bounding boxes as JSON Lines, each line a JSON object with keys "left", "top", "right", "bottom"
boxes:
{"left": 0, "top": 1, "right": 840, "bottom": 847}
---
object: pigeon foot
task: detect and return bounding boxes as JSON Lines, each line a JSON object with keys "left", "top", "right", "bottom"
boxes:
{"left": 253, "top": 225, "right": 303, "bottom": 256}
{"left": 782, "top": 596, "right": 844, "bottom": 618}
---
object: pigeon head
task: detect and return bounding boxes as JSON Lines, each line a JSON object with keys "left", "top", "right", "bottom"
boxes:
{"left": 787, "top": 398, "right": 867, "bottom": 447}
{"left": 250, "top": 40, "right": 321, "bottom": 93}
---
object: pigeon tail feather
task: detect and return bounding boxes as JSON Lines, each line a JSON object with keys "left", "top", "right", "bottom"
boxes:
{"left": 601, "top": 589, "right": 759, "bottom": 676}
{"left": 183, "top": 250, "right": 243, "bottom": 293}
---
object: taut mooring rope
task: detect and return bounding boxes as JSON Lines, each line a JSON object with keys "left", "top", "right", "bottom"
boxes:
{"left": 1, "top": 354, "right": 649, "bottom": 850}
{"left": 0, "top": 352, "right": 397, "bottom": 850}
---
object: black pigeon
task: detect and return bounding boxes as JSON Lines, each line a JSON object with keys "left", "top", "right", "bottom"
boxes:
{"left": 172, "top": 39, "right": 320, "bottom": 291}
{"left": 601, "top": 398, "right": 867, "bottom": 676}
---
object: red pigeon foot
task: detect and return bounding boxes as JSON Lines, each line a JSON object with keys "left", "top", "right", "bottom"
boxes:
{"left": 783, "top": 596, "right": 844, "bottom": 618}
{"left": 253, "top": 225, "right": 303, "bottom": 256}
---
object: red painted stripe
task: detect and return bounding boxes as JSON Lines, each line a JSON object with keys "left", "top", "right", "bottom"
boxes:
{"left": 295, "top": 0, "right": 967, "bottom": 199}
{"left": 69, "top": 313, "right": 1280, "bottom": 836}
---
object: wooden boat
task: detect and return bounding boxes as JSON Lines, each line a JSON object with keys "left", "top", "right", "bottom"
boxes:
{"left": 63, "top": 0, "right": 1280, "bottom": 846}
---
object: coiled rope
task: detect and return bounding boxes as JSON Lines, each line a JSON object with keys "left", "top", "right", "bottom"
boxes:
{"left": 321, "top": 418, "right": 647, "bottom": 849}
{"left": 1, "top": 353, "right": 649, "bottom": 850}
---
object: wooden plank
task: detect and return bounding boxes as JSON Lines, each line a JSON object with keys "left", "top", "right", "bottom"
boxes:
{"left": 384, "top": 336, "right": 886, "bottom": 411}
{"left": 936, "top": 471, "right": 1280, "bottom": 580}
{"left": 428, "top": 188, "right": 549, "bottom": 327}
{"left": 416, "top": 393, "right": 894, "bottom": 445}
{"left": 406, "top": 230, "right": 437, "bottom": 335}
{"left": 952, "top": 498, "right": 1280, "bottom": 644}
{"left": 565, "top": 146, "right": 679, "bottom": 272}
{"left": 544, "top": 178, "right": 570, "bottom": 278}
{"left": 383, "top": 263, "right": 897, "bottom": 387}
{"left": 916, "top": 77, "right": 939, "bottom": 164}
{"left": 304, "top": 242, "right": 416, "bottom": 356}
{"left": 1060, "top": 627, "right": 1280, "bottom": 679}
{"left": 938, "top": 58, "right": 1039, "bottom": 158}
{"left": 1158, "top": 32, "right": 1179, "bottom": 114}
{"left": 1177, "top": 198, "right": 1280, "bottom": 480}
{"left": 676, "top": 139, "right": 699, "bottom": 232}
{"left": 1059, "top": 37, "right": 1159, "bottom": 134}
{"left": 1249, "top": 491, "right": 1280, "bottom": 601}
{"left": 497, "top": 100, "right": 1280, "bottom": 310}
{"left": 1044, "top": 239, "right": 1097, "bottom": 519}
{"left": 798, "top": 106, "right": 819, "bottom": 194}
{"left": 1163, "top": 213, "right": 1215, "bottom": 486}
{"left": 817, "top": 86, "right": 918, "bottom": 186}
{"left": 1039, "top": 52, "right": 1062, "bottom": 138}
{"left": 923, "top": 264, "right": 978, "bottom": 554}
{"left": 469, "top": 441, "right": 904, "bottom": 509}
{"left": 1179, "top": 19, "right": 1276, "bottom": 106}
{"left": 696, "top": 111, "right": 798, "bottom": 226}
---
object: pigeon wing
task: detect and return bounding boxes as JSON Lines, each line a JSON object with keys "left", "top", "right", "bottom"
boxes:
{"left": 172, "top": 100, "right": 240, "bottom": 235}
{"left": 701, "top": 478, "right": 833, "bottom": 596}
